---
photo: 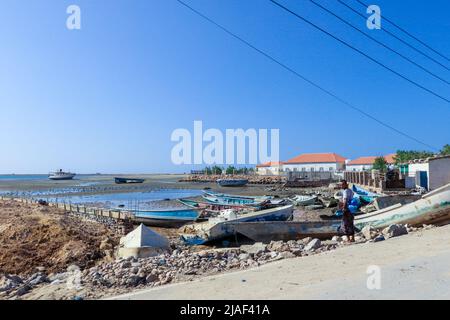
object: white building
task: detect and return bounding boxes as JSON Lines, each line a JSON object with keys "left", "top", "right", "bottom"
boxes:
{"left": 256, "top": 161, "right": 284, "bottom": 176}
{"left": 406, "top": 155, "right": 450, "bottom": 191}
{"left": 346, "top": 154, "right": 396, "bottom": 172}
{"left": 283, "top": 153, "right": 346, "bottom": 173}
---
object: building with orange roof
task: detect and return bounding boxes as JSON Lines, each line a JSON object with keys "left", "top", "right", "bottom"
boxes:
{"left": 256, "top": 161, "right": 284, "bottom": 176}
{"left": 346, "top": 154, "right": 397, "bottom": 171}
{"left": 282, "top": 153, "right": 347, "bottom": 173}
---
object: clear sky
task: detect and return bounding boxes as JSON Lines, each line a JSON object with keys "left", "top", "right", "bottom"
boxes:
{"left": 1, "top": 0, "right": 449, "bottom": 174}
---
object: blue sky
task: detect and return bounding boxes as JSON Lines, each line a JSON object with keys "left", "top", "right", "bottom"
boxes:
{"left": 0, "top": 0, "right": 449, "bottom": 174}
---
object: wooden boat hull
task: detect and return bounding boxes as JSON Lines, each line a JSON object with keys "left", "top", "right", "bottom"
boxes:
{"left": 181, "top": 204, "right": 294, "bottom": 243}
{"left": 133, "top": 208, "right": 200, "bottom": 228}
{"left": 218, "top": 220, "right": 340, "bottom": 243}
{"left": 355, "top": 183, "right": 450, "bottom": 229}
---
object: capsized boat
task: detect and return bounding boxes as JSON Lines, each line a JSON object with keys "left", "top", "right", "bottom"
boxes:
{"left": 132, "top": 207, "right": 201, "bottom": 228}
{"left": 217, "top": 179, "right": 249, "bottom": 187}
{"left": 180, "top": 204, "right": 294, "bottom": 244}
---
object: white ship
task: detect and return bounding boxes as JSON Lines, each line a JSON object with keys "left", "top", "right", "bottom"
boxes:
{"left": 48, "top": 169, "right": 76, "bottom": 180}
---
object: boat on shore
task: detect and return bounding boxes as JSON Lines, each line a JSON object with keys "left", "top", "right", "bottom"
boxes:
{"left": 202, "top": 191, "right": 272, "bottom": 207}
{"left": 180, "top": 204, "right": 294, "bottom": 244}
{"left": 114, "top": 177, "right": 145, "bottom": 184}
{"left": 217, "top": 179, "right": 249, "bottom": 187}
{"left": 132, "top": 207, "right": 201, "bottom": 228}
{"left": 201, "top": 183, "right": 450, "bottom": 244}
{"left": 355, "top": 183, "right": 450, "bottom": 229}
{"left": 48, "top": 169, "right": 76, "bottom": 180}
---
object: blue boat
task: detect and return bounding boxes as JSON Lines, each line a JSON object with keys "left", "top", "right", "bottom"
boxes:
{"left": 202, "top": 191, "right": 271, "bottom": 207}
{"left": 217, "top": 179, "right": 248, "bottom": 187}
{"left": 132, "top": 208, "right": 200, "bottom": 228}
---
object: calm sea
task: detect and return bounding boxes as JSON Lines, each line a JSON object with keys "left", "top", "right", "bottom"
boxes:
{"left": 0, "top": 175, "right": 47, "bottom": 181}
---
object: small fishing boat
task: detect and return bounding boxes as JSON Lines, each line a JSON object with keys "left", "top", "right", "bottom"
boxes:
{"left": 180, "top": 204, "right": 294, "bottom": 244}
{"left": 291, "top": 195, "right": 317, "bottom": 206}
{"left": 355, "top": 183, "right": 450, "bottom": 229}
{"left": 217, "top": 179, "right": 249, "bottom": 187}
{"left": 202, "top": 191, "right": 272, "bottom": 207}
{"left": 114, "top": 177, "right": 145, "bottom": 184}
{"left": 48, "top": 169, "right": 76, "bottom": 180}
{"left": 132, "top": 207, "right": 201, "bottom": 228}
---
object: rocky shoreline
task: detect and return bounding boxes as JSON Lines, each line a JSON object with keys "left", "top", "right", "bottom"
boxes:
{"left": 0, "top": 215, "right": 435, "bottom": 300}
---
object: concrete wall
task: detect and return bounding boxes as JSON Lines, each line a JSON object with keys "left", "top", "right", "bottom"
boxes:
{"left": 429, "top": 158, "right": 450, "bottom": 190}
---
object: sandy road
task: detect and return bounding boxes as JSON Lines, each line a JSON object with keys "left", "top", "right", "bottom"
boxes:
{"left": 110, "top": 224, "right": 450, "bottom": 300}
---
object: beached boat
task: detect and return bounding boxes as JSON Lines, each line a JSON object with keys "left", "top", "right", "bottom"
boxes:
{"left": 217, "top": 179, "right": 249, "bottom": 187}
{"left": 355, "top": 183, "right": 450, "bottom": 229}
{"left": 48, "top": 169, "right": 76, "bottom": 180}
{"left": 217, "top": 220, "right": 341, "bottom": 243}
{"left": 291, "top": 195, "right": 317, "bottom": 206}
{"left": 132, "top": 207, "right": 201, "bottom": 228}
{"left": 208, "top": 183, "right": 450, "bottom": 243}
{"left": 114, "top": 177, "right": 145, "bottom": 184}
{"left": 180, "top": 204, "right": 294, "bottom": 244}
{"left": 202, "top": 191, "right": 271, "bottom": 207}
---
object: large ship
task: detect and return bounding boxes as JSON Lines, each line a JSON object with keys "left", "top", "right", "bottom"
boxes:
{"left": 48, "top": 169, "right": 76, "bottom": 180}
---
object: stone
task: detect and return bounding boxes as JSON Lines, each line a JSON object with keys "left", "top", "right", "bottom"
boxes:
{"left": 145, "top": 274, "right": 158, "bottom": 283}
{"left": 304, "top": 239, "right": 321, "bottom": 251}
{"left": 361, "top": 225, "right": 377, "bottom": 240}
{"left": 15, "top": 285, "right": 31, "bottom": 296}
{"left": 374, "top": 235, "right": 385, "bottom": 242}
{"left": 331, "top": 236, "right": 341, "bottom": 242}
{"left": 382, "top": 224, "right": 408, "bottom": 238}
{"left": 302, "top": 237, "right": 313, "bottom": 244}
{"left": 238, "top": 253, "right": 250, "bottom": 261}
{"left": 240, "top": 242, "right": 267, "bottom": 255}
{"left": 28, "top": 274, "right": 48, "bottom": 286}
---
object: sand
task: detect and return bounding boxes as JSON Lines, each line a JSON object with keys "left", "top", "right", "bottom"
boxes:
{"left": 111, "top": 223, "right": 450, "bottom": 300}
{"left": 0, "top": 199, "right": 121, "bottom": 276}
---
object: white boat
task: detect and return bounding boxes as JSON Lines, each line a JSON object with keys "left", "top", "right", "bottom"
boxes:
{"left": 291, "top": 195, "right": 317, "bottom": 206}
{"left": 48, "top": 169, "right": 76, "bottom": 180}
{"left": 355, "top": 183, "right": 450, "bottom": 229}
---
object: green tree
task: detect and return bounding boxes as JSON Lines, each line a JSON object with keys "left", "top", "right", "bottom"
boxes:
{"left": 225, "top": 166, "right": 237, "bottom": 175}
{"left": 394, "top": 150, "right": 435, "bottom": 164}
{"left": 440, "top": 144, "right": 450, "bottom": 155}
{"left": 373, "top": 156, "right": 388, "bottom": 172}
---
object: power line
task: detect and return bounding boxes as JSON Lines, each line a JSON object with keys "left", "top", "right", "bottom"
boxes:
{"left": 338, "top": 0, "right": 450, "bottom": 72}
{"left": 174, "top": 0, "right": 438, "bottom": 151}
{"left": 269, "top": 0, "right": 450, "bottom": 104}
{"left": 355, "top": 0, "right": 450, "bottom": 64}
{"left": 308, "top": 0, "right": 450, "bottom": 86}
